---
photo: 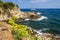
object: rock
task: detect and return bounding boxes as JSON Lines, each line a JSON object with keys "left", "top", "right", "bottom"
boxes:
{"left": 37, "top": 33, "right": 60, "bottom": 40}
{"left": 0, "top": 5, "right": 23, "bottom": 21}
{"left": 23, "top": 12, "right": 41, "bottom": 19}
{"left": 22, "top": 37, "right": 30, "bottom": 40}
{"left": 29, "top": 15, "right": 40, "bottom": 19}
{"left": 0, "top": 7, "right": 3, "bottom": 13}
{"left": 0, "top": 22, "right": 14, "bottom": 40}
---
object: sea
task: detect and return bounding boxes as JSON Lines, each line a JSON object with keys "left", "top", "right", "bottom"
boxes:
{"left": 20, "top": 9, "right": 60, "bottom": 35}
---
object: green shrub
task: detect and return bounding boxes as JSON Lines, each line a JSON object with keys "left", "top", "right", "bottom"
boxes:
{"left": 0, "top": 0, "right": 3, "bottom": 7}
{"left": 31, "top": 36, "right": 38, "bottom": 40}
{"left": 8, "top": 16, "right": 30, "bottom": 40}
{"left": 3, "top": 3, "right": 9, "bottom": 9}
{"left": 8, "top": 19, "right": 15, "bottom": 25}
{"left": 0, "top": 0, "right": 19, "bottom": 10}
{"left": 12, "top": 16, "right": 17, "bottom": 20}
{"left": 3, "top": 2, "right": 15, "bottom": 9}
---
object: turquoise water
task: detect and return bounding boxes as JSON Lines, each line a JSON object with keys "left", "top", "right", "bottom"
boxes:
{"left": 20, "top": 9, "right": 60, "bottom": 34}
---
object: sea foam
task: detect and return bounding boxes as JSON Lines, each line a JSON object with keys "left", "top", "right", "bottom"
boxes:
{"left": 33, "top": 16, "right": 48, "bottom": 21}
{"left": 25, "top": 12, "right": 48, "bottom": 21}
{"left": 37, "top": 12, "right": 41, "bottom": 15}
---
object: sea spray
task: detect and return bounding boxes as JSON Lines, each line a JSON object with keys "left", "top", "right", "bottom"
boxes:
{"left": 25, "top": 12, "right": 48, "bottom": 21}
{"left": 37, "top": 12, "right": 41, "bottom": 15}
{"left": 27, "top": 27, "right": 44, "bottom": 36}
{"left": 34, "top": 16, "right": 48, "bottom": 21}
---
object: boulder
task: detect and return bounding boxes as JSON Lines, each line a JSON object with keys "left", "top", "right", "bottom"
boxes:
{"left": 0, "top": 22, "right": 14, "bottom": 40}
{"left": 29, "top": 15, "right": 40, "bottom": 19}
{"left": 22, "top": 37, "right": 30, "bottom": 40}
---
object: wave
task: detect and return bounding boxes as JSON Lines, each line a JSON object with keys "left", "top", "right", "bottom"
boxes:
{"left": 27, "top": 27, "right": 43, "bottom": 35}
{"left": 25, "top": 12, "right": 48, "bottom": 21}
{"left": 25, "top": 16, "right": 48, "bottom": 21}
{"left": 27, "top": 27, "right": 59, "bottom": 35}
{"left": 37, "top": 12, "right": 41, "bottom": 15}
{"left": 27, "top": 27, "right": 50, "bottom": 35}
{"left": 34, "top": 16, "right": 48, "bottom": 21}
{"left": 31, "top": 28, "right": 50, "bottom": 35}
{"left": 41, "top": 28, "right": 50, "bottom": 31}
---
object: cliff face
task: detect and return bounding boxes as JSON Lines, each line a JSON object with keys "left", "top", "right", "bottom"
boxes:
{"left": 0, "top": 5, "right": 22, "bottom": 21}
{"left": 0, "top": 5, "right": 35, "bottom": 21}
{"left": 0, "top": 22, "right": 14, "bottom": 40}
{"left": 0, "top": 0, "right": 41, "bottom": 21}
{"left": 0, "top": 22, "right": 60, "bottom": 40}
{"left": 0, "top": 6, "right": 40, "bottom": 21}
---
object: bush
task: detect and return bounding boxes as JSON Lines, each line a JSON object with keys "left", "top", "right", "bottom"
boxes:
{"left": 0, "top": 0, "right": 3, "bottom": 7}
{"left": 13, "top": 24, "right": 29, "bottom": 40}
{"left": 3, "top": 2, "right": 15, "bottom": 9}
{"left": 8, "top": 16, "right": 30, "bottom": 40}
{"left": 12, "top": 16, "right": 17, "bottom": 20}
{"left": 0, "top": 0, "right": 19, "bottom": 10}
{"left": 3, "top": 3, "right": 9, "bottom": 9}
{"left": 0, "top": 0, "right": 15, "bottom": 9}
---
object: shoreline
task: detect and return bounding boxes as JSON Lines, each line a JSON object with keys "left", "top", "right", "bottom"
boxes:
{"left": 0, "top": 1, "right": 60, "bottom": 40}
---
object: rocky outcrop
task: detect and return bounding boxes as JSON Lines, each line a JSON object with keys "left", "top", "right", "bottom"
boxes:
{"left": 0, "top": 22, "right": 14, "bottom": 40}
{"left": 0, "top": 5, "right": 41, "bottom": 21}
{"left": 0, "top": 22, "right": 60, "bottom": 40}
{"left": 0, "top": 5, "right": 22, "bottom": 21}
{"left": 24, "top": 12, "right": 41, "bottom": 19}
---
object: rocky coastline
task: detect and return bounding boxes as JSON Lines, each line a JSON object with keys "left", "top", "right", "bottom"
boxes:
{"left": 0, "top": 0, "right": 60, "bottom": 40}
{"left": 0, "top": 22, "right": 60, "bottom": 40}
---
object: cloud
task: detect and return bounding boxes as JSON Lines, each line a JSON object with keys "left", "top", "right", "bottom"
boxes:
{"left": 30, "top": 0, "right": 49, "bottom": 3}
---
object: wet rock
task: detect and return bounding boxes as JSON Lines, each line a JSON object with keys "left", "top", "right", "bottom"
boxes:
{"left": 29, "top": 15, "right": 40, "bottom": 19}
{"left": 37, "top": 33, "right": 60, "bottom": 40}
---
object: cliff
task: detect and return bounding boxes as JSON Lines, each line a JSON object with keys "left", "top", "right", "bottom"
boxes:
{"left": 0, "top": 5, "right": 40, "bottom": 21}
{"left": 0, "top": 0, "right": 41, "bottom": 21}
{"left": 0, "top": 5, "right": 22, "bottom": 21}
{"left": 0, "top": 22, "right": 14, "bottom": 40}
{"left": 0, "top": 22, "right": 60, "bottom": 40}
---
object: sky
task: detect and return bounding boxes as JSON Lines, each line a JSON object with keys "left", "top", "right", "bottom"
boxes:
{"left": 2, "top": 0, "right": 60, "bottom": 9}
